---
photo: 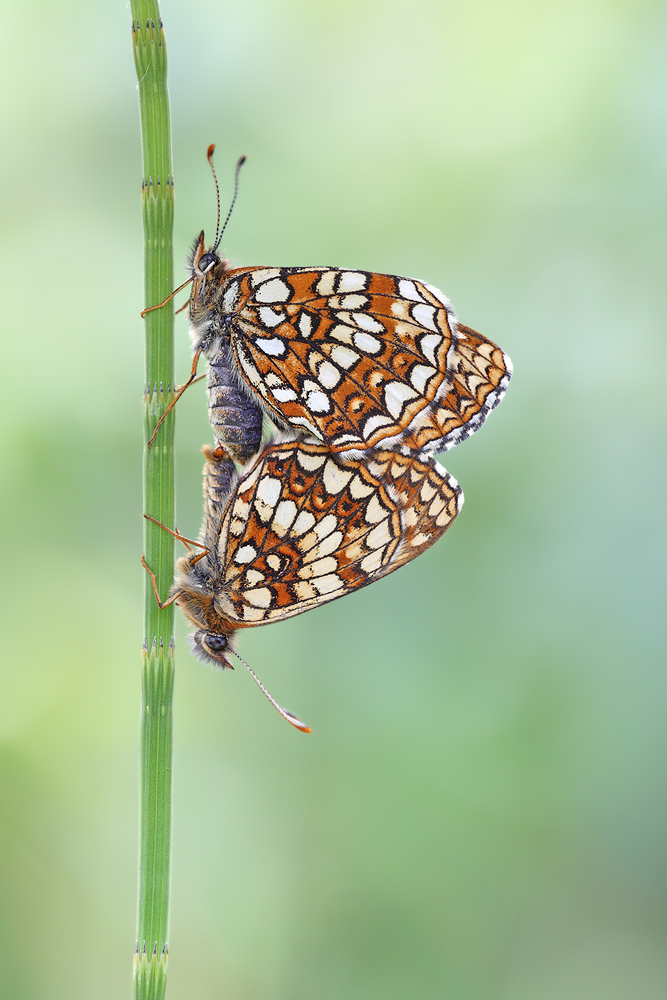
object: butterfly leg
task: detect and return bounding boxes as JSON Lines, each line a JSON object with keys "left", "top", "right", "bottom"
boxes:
{"left": 143, "top": 513, "right": 208, "bottom": 552}
{"left": 140, "top": 554, "right": 180, "bottom": 610}
{"left": 146, "top": 348, "right": 203, "bottom": 448}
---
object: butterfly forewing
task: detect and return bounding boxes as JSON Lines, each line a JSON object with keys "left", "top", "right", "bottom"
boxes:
{"left": 220, "top": 266, "right": 510, "bottom": 458}
{"left": 211, "top": 439, "right": 463, "bottom": 627}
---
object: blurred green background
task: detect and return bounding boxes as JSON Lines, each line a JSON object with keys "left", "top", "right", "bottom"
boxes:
{"left": 1, "top": 0, "right": 665, "bottom": 997}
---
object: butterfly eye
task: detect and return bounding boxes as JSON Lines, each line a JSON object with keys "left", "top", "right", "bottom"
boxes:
{"left": 204, "top": 634, "right": 227, "bottom": 652}
{"left": 198, "top": 252, "right": 218, "bottom": 274}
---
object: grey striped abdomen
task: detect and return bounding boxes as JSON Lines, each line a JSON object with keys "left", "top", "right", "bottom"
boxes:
{"left": 207, "top": 346, "right": 263, "bottom": 465}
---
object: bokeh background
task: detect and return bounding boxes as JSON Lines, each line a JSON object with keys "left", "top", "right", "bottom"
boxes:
{"left": 1, "top": 1, "right": 665, "bottom": 997}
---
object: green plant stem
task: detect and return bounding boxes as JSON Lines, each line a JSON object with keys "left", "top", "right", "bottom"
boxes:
{"left": 131, "top": 4, "right": 175, "bottom": 998}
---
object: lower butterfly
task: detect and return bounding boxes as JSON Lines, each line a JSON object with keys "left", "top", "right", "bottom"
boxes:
{"left": 145, "top": 149, "right": 512, "bottom": 459}
{"left": 143, "top": 436, "right": 464, "bottom": 730}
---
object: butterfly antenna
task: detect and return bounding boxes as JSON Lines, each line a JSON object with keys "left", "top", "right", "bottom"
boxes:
{"left": 207, "top": 144, "right": 246, "bottom": 253}
{"left": 230, "top": 649, "right": 312, "bottom": 733}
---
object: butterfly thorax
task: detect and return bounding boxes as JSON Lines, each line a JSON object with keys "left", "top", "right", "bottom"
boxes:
{"left": 187, "top": 231, "right": 237, "bottom": 356}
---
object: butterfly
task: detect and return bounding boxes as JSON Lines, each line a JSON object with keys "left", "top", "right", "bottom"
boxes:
{"left": 143, "top": 435, "right": 464, "bottom": 730}
{"left": 145, "top": 149, "right": 512, "bottom": 459}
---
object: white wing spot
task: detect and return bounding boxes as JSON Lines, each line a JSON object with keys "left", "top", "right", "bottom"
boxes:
{"left": 353, "top": 332, "right": 382, "bottom": 354}
{"left": 360, "top": 550, "right": 384, "bottom": 573}
{"left": 323, "top": 460, "right": 353, "bottom": 495}
{"left": 330, "top": 345, "right": 360, "bottom": 369}
{"left": 411, "top": 303, "right": 438, "bottom": 332}
{"left": 419, "top": 333, "right": 442, "bottom": 365}
{"left": 314, "top": 514, "right": 338, "bottom": 540}
{"left": 258, "top": 306, "right": 284, "bottom": 328}
{"left": 384, "top": 381, "right": 418, "bottom": 419}
{"left": 256, "top": 337, "right": 287, "bottom": 357}
{"left": 340, "top": 294, "right": 368, "bottom": 310}
{"left": 256, "top": 475, "right": 281, "bottom": 504}
{"left": 436, "top": 506, "right": 455, "bottom": 526}
{"left": 420, "top": 480, "right": 437, "bottom": 503}
{"left": 255, "top": 277, "right": 292, "bottom": 303}
{"left": 315, "top": 530, "right": 344, "bottom": 557}
{"left": 362, "top": 414, "right": 394, "bottom": 439}
{"left": 338, "top": 271, "right": 367, "bottom": 292}
{"left": 365, "top": 494, "right": 390, "bottom": 524}
{"left": 317, "top": 360, "right": 342, "bottom": 389}
{"left": 409, "top": 364, "right": 437, "bottom": 394}
{"left": 295, "top": 449, "right": 327, "bottom": 471}
{"left": 349, "top": 475, "right": 374, "bottom": 499}
{"left": 235, "top": 544, "right": 257, "bottom": 564}
{"left": 398, "top": 279, "right": 425, "bottom": 302}
{"left": 250, "top": 268, "right": 280, "bottom": 287}
{"left": 354, "top": 312, "right": 385, "bottom": 334}
{"left": 298, "top": 312, "right": 313, "bottom": 337}
{"left": 272, "top": 499, "right": 297, "bottom": 536}
{"left": 240, "top": 605, "right": 268, "bottom": 623}
{"left": 315, "top": 271, "right": 337, "bottom": 296}
{"left": 428, "top": 495, "right": 447, "bottom": 517}
{"left": 271, "top": 386, "right": 298, "bottom": 402}
{"left": 313, "top": 574, "right": 344, "bottom": 595}
{"left": 330, "top": 324, "right": 354, "bottom": 345}
{"left": 366, "top": 521, "right": 392, "bottom": 549}
{"left": 390, "top": 300, "right": 412, "bottom": 320}
{"left": 245, "top": 588, "right": 273, "bottom": 608}
{"left": 229, "top": 499, "right": 250, "bottom": 535}
{"left": 293, "top": 510, "right": 316, "bottom": 535}
{"left": 298, "top": 556, "right": 339, "bottom": 579}
{"left": 304, "top": 389, "right": 332, "bottom": 414}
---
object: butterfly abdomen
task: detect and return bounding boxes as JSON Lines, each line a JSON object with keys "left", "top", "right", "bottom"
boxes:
{"left": 207, "top": 345, "right": 264, "bottom": 465}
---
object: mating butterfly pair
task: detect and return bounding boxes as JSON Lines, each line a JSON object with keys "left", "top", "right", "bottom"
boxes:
{"left": 143, "top": 149, "right": 511, "bottom": 728}
{"left": 148, "top": 149, "right": 512, "bottom": 464}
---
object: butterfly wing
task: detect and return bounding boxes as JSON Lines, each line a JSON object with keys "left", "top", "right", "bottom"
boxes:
{"left": 212, "top": 439, "right": 463, "bottom": 627}
{"left": 224, "top": 266, "right": 511, "bottom": 457}
{"left": 405, "top": 323, "right": 513, "bottom": 453}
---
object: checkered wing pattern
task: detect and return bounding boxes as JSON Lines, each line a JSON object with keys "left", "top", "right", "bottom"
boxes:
{"left": 216, "top": 265, "right": 511, "bottom": 457}
{"left": 212, "top": 438, "right": 463, "bottom": 627}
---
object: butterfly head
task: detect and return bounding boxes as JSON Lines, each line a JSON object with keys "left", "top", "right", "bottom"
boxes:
{"left": 188, "top": 231, "right": 232, "bottom": 286}
{"left": 189, "top": 629, "right": 235, "bottom": 669}
{"left": 186, "top": 231, "right": 235, "bottom": 352}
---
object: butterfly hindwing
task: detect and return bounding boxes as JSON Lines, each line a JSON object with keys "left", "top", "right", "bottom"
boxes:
{"left": 211, "top": 439, "right": 463, "bottom": 627}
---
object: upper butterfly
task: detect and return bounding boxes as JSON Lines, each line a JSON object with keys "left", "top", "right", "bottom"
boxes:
{"left": 145, "top": 148, "right": 512, "bottom": 458}
{"left": 187, "top": 238, "right": 511, "bottom": 460}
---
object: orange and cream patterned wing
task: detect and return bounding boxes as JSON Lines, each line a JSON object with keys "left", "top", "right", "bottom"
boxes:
{"left": 403, "top": 323, "right": 512, "bottom": 453}
{"left": 226, "top": 267, "right": 456, "bottom": 454}
{"left": 212, "top": 439, "right": 463, "bottom": 627}
{"left": 366, "top": 449, "right": 464, "bottom": 564}
{"left": 224, "top": 266, "right": 510, "bottom": 458}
